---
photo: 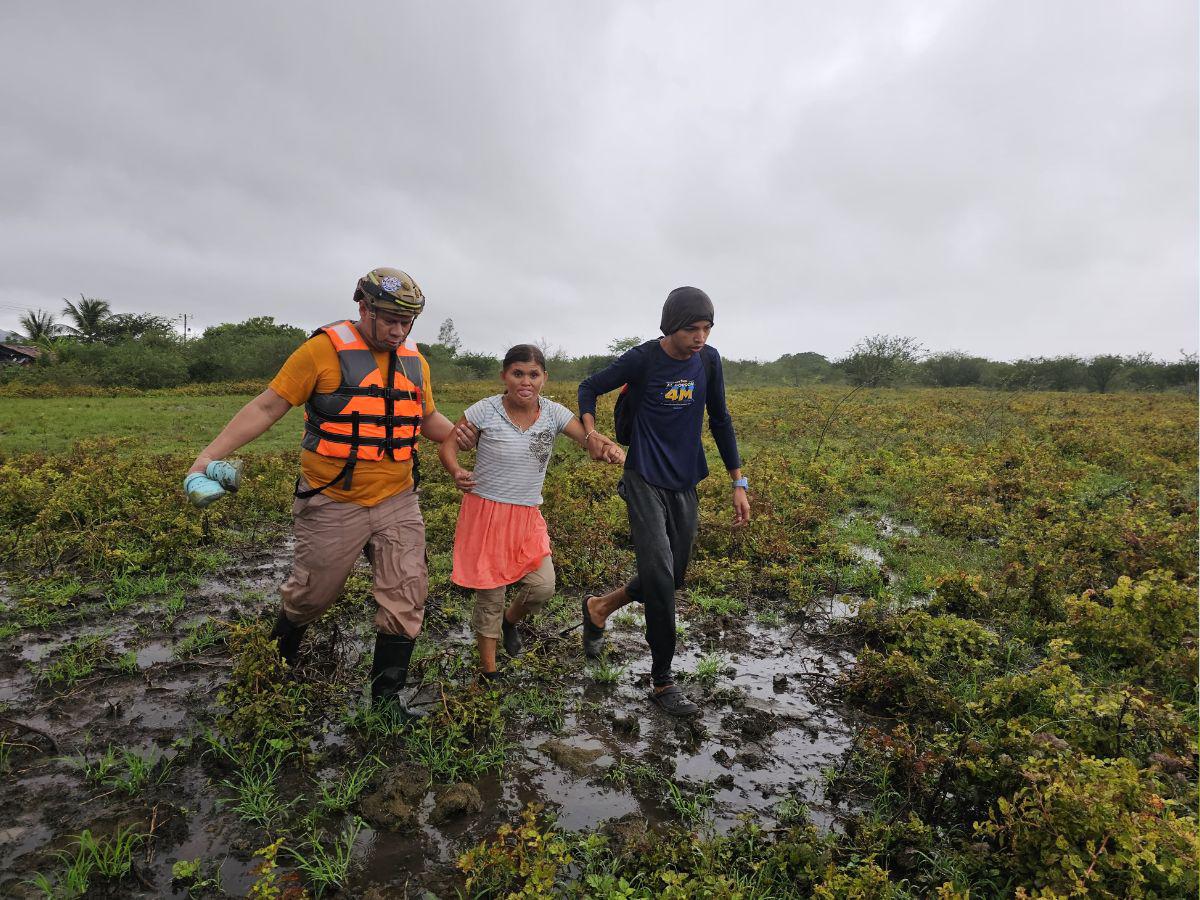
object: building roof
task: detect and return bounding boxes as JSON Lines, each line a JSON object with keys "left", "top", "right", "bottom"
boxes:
{"left": 0, "top": 343, "right": 42, "bottom": 359}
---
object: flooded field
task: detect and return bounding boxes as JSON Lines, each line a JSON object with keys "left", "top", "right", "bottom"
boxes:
{"left": 1, "top": 386, "right": 1195, "bottom": 897}
{"left": 0, "top": 526, "right": 881, "bottom": 896}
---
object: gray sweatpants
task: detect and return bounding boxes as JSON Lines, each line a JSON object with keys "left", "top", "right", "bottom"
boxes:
{"left": 619, "top": 469, "right": 699, "bottom": 686}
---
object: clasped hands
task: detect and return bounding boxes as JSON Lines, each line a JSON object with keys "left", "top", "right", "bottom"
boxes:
{"left": 452, "top": 421, "right": 622, "bottom": 463}
{"left": 447, "top": 421, "right": 624, "bottom": 494}
{"left": 584, "top": 431, "right": 625, "bottom": 465}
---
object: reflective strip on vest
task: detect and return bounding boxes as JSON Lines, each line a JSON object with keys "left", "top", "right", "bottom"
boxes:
{"left": 329, "top": 322, "right": 358, "bottom": 347}
{"left": 301, "top": 320, "right": 424, "bottom": 461}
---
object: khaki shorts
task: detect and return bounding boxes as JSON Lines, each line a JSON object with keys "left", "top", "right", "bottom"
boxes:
{"left": 280, "top": 485, "right": 427, "bottom": 638}
{"left": 471, "top": 555, "right": 555, "bottom": 639}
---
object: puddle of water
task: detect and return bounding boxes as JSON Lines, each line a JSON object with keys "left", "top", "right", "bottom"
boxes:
{"left": 2, "top": 535, "right": 863, "bottom": 895}
{"left": 846, "top": 543, "right": 884, "bottom": 566}
{"left": 18, "top": 641, "right": 58, "bottom": 664}
{"left": 148, "top": 788, "right": 261, "bottom": 897}
{"left": 838, "top": 511, "right": 920, "bottom": 567}
{"left": 0, "top": 820, "right": 53, "bottom": 864}
{"left": 878, "top": 515, "right": 920, "bottom": 537}
{"left": 136, "top": 640, "right": 175, "bottom": 668}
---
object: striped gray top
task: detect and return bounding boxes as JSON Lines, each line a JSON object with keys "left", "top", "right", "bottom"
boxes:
{"left": 464, "top": 395, "right": 576, "bottom": 506}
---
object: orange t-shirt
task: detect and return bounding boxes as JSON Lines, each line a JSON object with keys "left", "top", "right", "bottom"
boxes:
{"left": 269, "top": 334, "right": 436, "bottom": 507}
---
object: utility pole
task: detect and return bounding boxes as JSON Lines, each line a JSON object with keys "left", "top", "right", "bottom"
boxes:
{"left": 180, "top": 313, "right": 192, "bottom": 342}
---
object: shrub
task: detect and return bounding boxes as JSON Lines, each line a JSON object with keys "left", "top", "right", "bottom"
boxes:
{"left": 837, "top": 335, "right": 924, "bottom": 387}
{"left": 979, "top": 753, "right": 1198, "bottom": 898}
{"left": 855, "top": 606, "right": 999, "bottom": 680}
{"left": 187, "top": 317, "right": 306, "bottom": 382}
{"left": 843, "top": 648, "right": 957, "bottom": 717}
{"left": 458, "top": 804, "right": 571, "bottom": 897}
{"left": 98, "top": 337, "right": 190, "bottom": 389}
{"left": 928, "top": 571, "right": 989, "bottom": 618}
{"left": 1063, "top": 571, "right": 1198, "bottom": 686}
{"left": 922, "top": 352, "right": 985, "bottom": 387}
{"left": 215, "top": 623, "right": 312, "bottom": 753}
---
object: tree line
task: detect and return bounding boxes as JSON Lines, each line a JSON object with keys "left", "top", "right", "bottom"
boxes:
{"left": 4, "top": 300, "right": 1196, "bottom": 392}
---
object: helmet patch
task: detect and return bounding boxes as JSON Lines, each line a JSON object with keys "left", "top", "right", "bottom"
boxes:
{"left": 380, "top": 275, "right": 405, "bottom": 294}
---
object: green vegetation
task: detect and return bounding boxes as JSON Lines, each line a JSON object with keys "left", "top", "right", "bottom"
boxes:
{"left": 503, "top": 684, "right": 569, "bottom": 732}
{"left": 213, "top": 742, "right": 299, "bottom": 831}
{"left": 2, "top": 296, "right": 1195, "bottom": 395}
{"left": 586, "top": 658, "right": 625, "bottom": 685}
{"left": 27, "top": 826, "right": 146, "bottom": 898}
{"left": 69, "top": 744, "right": 173, "bottom": 796}
{"left": 0, "top": 395, "right": 300, "bottom": 455}
{"left": 315, "top": 757, "right": 383, "bottom": 816}
{"left": 690, "top": 652, "right": 725, "bottom": 687}
{"left": 37, "top": 634, "right": 116, "bottom": 687}
{"left": 173, "top": 617, "right": 228, "bottom": 659}
{"left": 170, "top": 857, "right": 224, "bottom": 896}
{"left": 458, "top": 803, "right": 891, "bottom": 898}
{"left": 687, "top": 592, "right": 746, "bottom": 618}
{"left": 1, "top": 383, "right": 1195, "bottom": 896}
{"left": 287, "top": 817, "right": 364, "bottom": 897}
{"left": 401, "top": 705, "right": 511, "bottom": 783}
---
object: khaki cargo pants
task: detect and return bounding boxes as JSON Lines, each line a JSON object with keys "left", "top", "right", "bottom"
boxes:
{"left": 281, "top": 485, "right": 427, "bottom": 638}
{"left": 470, "top": 555, "right": 555, "bottom": 639}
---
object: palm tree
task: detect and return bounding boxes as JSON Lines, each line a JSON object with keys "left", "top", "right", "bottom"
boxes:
{"left": 61, "top": 294, "right": 112, "bottom": 343}
{"left": 17, "top": 309, "right": 62, "bottom": 343}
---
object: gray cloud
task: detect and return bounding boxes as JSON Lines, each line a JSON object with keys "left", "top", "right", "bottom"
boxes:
{"left": 1, "top": 1, "right": 1194, "bottom": 361}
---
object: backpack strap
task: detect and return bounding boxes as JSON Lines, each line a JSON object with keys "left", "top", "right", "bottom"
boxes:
{"left": 627, "top": 339, "right": 715, "bottom": 400}
{"left": 632, "top": 340, "right": 659, "bottom": 379}
{"left": 700, "top": 345, "right": 715, "bottom": 389}
{"left": 619, "top": 340, "right": 659, "bottom": 407}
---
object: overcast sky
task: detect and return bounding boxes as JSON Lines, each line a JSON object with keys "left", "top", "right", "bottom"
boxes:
{"left": 1, "top": 2, "right": 1195, "bottom": 361}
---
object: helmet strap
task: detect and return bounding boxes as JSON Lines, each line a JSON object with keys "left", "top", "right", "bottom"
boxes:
{"left": 362, "top": 301, "right": 416, "bottom": 351}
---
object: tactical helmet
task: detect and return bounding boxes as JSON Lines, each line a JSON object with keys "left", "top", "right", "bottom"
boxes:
{"left": 356, "top": 267, "right": 425, "bottom": 315}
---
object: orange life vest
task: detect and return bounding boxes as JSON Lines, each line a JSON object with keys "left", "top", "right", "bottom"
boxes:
{"left": 297, "top": 320, "right": 424, "bottom": 496}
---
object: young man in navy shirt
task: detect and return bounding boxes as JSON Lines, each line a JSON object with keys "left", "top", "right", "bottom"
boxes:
{"left": 578, "top": 286, "right": 750, "bottom": 716}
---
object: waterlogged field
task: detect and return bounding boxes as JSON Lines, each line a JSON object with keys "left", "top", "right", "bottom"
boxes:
{"left": 0, "top": 385, "right": 1195, "bottom": 898}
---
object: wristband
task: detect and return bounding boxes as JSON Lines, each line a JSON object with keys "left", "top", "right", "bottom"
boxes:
{"left": 731, "top": 477, "right": 749, "bottom": 490}
{"left": 584, "top": 430, "right": 598, "bottom": 442}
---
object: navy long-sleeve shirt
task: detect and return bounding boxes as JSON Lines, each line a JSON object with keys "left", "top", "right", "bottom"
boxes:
{"left": 578, "top": 342, "right": 741, "bottom": 491}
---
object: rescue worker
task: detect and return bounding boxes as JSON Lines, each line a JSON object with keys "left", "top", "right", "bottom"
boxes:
{"left": 186, "top": 268, "right": 462, "bottom": 715}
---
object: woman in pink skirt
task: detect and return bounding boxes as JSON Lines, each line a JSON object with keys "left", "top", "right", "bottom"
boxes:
{"left": 438, "top": 344, "right": 624, "bottom": 680}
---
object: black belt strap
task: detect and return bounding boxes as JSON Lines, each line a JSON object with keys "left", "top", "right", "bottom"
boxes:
{"left": 385, "top": 351, "right": 397, "bottom": 461}
{"left": 309, "top": 412, "right": 421, "bottom": 427}
{"left": 304, "top": 420, "right": 418, "bottom": 450}
{"left": 294, "top": 411, "right": 362, "bottom": 498}
{"left": 330, "top": 385, "right": 420, "bottom": 401}
{"left": 294, "top": 457, "right": 358, "bottom": 499}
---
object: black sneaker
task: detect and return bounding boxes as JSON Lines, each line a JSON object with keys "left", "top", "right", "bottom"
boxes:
{"left": 501, "top": 615, "right": 524, "bottom": 656}
{"left": 582, "top": 596, "right": 605, "bottom": 659}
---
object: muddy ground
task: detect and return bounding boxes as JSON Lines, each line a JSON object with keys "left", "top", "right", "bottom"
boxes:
{"left": 0, "top": 528, "right": 880, "bottom": 897}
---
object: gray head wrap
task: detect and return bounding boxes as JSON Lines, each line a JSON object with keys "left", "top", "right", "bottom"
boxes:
{"left": 659, "top": 286, "right": 714, "bottom": 335}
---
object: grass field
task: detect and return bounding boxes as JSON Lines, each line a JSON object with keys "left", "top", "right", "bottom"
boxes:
{"left": 0, "top": 384, "right": 1195, "bottom": 898}
{"left": 0, "top": 394, "right": 476, "bottom": 455}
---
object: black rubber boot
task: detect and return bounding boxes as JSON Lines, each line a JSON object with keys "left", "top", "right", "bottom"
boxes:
{"left": 582, "top": 596, "right": 606, "bottom": 659}
{"left": 501, "top": 614, "right": 524, "bottom": 657}
{"left": 369, "top": 632, "right": 427, "bottom": 718}
{"left": 270, "top": 610, "right": 309, "bottom": 668}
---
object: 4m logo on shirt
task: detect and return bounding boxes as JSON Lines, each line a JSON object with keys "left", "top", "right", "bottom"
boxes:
{"left": 662, "top": 379, "right": 696, "bottom": 405}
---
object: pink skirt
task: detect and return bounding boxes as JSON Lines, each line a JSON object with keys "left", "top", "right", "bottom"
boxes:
{"left": 451, "top": 493, "right": 551, "bottom": 590}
